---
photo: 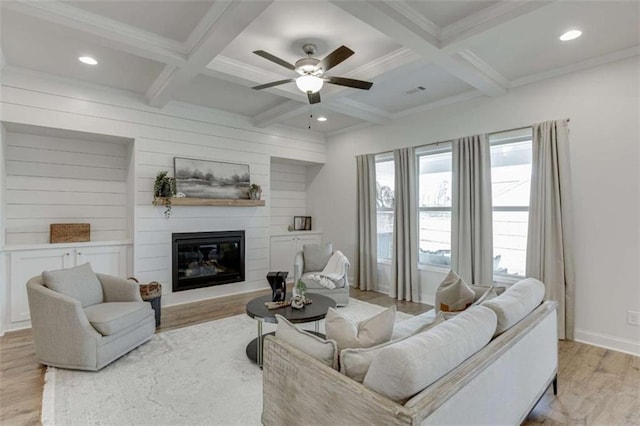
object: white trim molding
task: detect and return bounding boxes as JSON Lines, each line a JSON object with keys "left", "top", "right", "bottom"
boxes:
{"left": 574, "top": 329, "right": 640, "bottom": 357}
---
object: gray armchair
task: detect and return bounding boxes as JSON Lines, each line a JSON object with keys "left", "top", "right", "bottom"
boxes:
{"left": 26, "top": 263, "right": 155, "bottom": 371}
{"left": 294, "top": 243, "right": 350, "bottom": 306}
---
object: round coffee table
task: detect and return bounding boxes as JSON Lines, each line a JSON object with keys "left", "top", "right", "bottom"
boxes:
{"left": 245, "top": 292, "right": 336, "bottom": 366}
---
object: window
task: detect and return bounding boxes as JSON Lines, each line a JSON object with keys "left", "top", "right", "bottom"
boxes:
{"left": 375, "top": 155, "right": 394, "bottom": 260}
{"left": 417, "top": 144, "right": 452, "bottom": 267}
{"left": 490, "top": 129, "right": 533, "bottom": 276}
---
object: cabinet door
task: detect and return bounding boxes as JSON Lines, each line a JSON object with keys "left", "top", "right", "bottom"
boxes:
{"left": 9, "top": 249, "right": 73, "bottom": 322}
{"left": 76, "top": 245, "right": 126, "bottom": 277}
{"left": 270, "top": 236, "right": 296, "bottom": 277}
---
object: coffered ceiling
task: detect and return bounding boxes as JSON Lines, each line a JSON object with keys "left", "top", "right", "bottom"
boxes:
{"left": 1, "top": 0, "right": 638, "bottom": 135}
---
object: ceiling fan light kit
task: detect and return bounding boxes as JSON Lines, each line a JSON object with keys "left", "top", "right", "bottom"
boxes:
{"left": 295, "top": 75, "right": 323, "bottom": 93}
{"left": 251, "top": 43, "right": 373, "bottom": 104}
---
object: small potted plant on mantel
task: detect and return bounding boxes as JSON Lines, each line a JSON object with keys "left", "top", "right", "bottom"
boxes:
{"left": 152, "top": 171, "right": 176, "bottom": 218}
{"left": 248, "top": 184, "right": 262, "bottom": 200}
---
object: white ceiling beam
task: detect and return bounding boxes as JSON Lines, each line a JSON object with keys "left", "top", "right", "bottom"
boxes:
{"left": 509, "top": 45, "right": 640, "bottom": 89}
{"left": 252, "top": 101, "right": 309, "bottom": 128}
{"left": 329, "top": 0, "right": 507, "bottom": 97}
{"left": 204, "top": 55, "right": 307, "bottom": 103}
{"left": 392, "top": 89, "right": 484, "bottom": 119}
{"left": 3, "top": 0, "right": 187, "bottom": 66}
{"left": 146, "top": 0, "right": 273, "bottom": 107}
{"left": 325, "top": 98, "right": 392, "bottom": 125}
{"left": 440, "top": 0, "right": 555, "bottom": 53}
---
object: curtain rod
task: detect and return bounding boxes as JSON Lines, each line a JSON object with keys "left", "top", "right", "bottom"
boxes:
{"left": 369, "top": 118, "right": 570, "bottom": 157}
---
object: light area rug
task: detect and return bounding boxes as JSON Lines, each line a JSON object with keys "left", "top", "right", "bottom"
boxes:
{"left": 42, "top": 299, "right": 412, "bottom": 426}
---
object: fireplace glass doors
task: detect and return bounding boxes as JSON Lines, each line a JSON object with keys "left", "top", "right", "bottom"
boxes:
{"left": 172, "top": 231, "right": 245, "bottom": 292}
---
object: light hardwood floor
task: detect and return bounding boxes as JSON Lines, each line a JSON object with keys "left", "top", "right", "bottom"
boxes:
{"left": 1, "top": 288, "right": 638, "bottom": 425}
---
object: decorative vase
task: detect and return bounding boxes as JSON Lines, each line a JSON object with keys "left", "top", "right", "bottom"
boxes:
{"left": 293, "top": 279, "right": 306, "bottom": 300}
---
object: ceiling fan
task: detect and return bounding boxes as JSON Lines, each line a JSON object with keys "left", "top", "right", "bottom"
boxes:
{"left": 251, "top": 43, "right": 373, "bottom": 104}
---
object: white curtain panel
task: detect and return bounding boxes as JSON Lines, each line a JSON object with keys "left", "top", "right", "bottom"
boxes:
{"left": 391, "top": 147, "right": 419, "bottom": 301}
{"left": 526, "top": 119, "right": 575, "bottom": 340}
{"left": 356, "top": 154, "right": 378, "bottom": 291}
{"left": 452, "top": 134, "right": 494, "bottom": 286}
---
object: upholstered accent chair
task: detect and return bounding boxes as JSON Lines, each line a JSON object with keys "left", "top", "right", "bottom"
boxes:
{"left": 26, "top": 263, "right": 155, "bottom": 371}
{"left": 294, "top": 243, "right": 350, "bottom": 306}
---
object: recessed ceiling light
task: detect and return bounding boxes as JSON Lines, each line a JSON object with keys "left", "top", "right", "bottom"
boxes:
{"left": 559, "top": 30, "right": 582, "bottom": 41}
{"left": 317, "top": 116, "right": 327, "bottom": 122}
{"left": 78, "top": 56, "right": 98, "bottom": 65}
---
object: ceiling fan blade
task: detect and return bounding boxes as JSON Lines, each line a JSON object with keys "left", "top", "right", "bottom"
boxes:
{"left": 325, "top": 76, "right": 373, "bottom": 90}
{"left": 253, "top": 50, "right": 296, "bottom": 71}
{"left": 318, "top": 45, "right": 354, "bottom": 72}
{"left": 251, "top": 79, "right": 294, "bottom": 90}
{"left": 307, "top": 91, "right": 321, "bottom": 104}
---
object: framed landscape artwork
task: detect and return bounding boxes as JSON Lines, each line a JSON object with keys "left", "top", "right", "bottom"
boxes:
{"left": 174, "top": 158, "right": 250, "bottom": 199}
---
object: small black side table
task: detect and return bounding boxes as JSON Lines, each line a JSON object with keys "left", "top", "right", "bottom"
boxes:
{"left": 245, "top": 293, "right": 336, "bottom": 367}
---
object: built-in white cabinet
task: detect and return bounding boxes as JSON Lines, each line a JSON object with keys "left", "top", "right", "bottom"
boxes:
{"left": 5, "top": 241, "right": 131, "bottom": 326}
{"left": 270, "top": 233, "right": 322, "bottom": 281}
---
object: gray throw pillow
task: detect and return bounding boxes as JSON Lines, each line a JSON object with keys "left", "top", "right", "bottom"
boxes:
{"left": 42, "top": 263, "right": 103, "bottom": 307}
{"left": 325, "top": 306, "right": 395, "bottom": 352}
{"left": 275, "top": 314, "right": 338, "bottom": 369}
{"left": 303, "top": 243, "right": 333, "bottom": 273}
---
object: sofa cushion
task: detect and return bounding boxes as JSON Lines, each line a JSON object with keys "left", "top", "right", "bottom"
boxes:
{"left": 435, "top": 270, "right": 475, "bottom": 313}
{"left": 363, "top": 306, "right": 497, "bottom": 403}
{"left": 303, "top": 243, "right": 333, "bottom": 273}
{"left": 326, "top": 306, "right": 395, "bottom": 352}
{"left": 84, "top": 302, "right": 153, "bottom": 336}
{"left": 482, "top": 278, "right": 546, "bottom": 335}
{"left": 42, "top": 263, "right": 103, "bottom": 308}
{"left": 391, "top": 310, "right": 439, "bottom": 340}
{"left": 341, "top": 314, "right": 445, "bottom": 383}
{"left": 275, "top": 315, "right": 338, "bottom": 369}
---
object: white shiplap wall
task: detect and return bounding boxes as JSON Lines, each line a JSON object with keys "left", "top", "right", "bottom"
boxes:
{"left": 270, "top": 159, "right": 308, "bottom": 235}
{"left": 4, "top": 131, "right": 130, "bottom": 244}
{"left": 0, "top": 68, "right": 326, "bottom": 304}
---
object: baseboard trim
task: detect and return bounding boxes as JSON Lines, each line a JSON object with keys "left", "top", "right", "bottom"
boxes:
{"left": 574, "top": 328, "right": 640, "bottom": 357}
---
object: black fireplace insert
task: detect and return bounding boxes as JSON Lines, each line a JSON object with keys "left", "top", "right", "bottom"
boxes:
{"left": 172, "top": 231, "right": 245, "bottom": 292}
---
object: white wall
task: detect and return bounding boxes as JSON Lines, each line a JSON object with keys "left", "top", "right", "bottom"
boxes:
{"left": 0, "top": 67, "right": 326, "bottom": 307}
{"left": 308, "top": 57, "right": 640, "bottom": 355}
{"left": 269, "top": 158, "right": 309, "bottom": 235}
{"left": 4, "top": 131, "right": 130, "bottom": 244}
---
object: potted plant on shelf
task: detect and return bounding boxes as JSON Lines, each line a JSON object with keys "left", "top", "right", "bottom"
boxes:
{"left": 152, "top": 171, "right": 176, "bottom": 218}
{"left": 248, "top": 183, "right": 262, "bottom": 200}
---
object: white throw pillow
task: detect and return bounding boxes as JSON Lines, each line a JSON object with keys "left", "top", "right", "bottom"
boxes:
{"left": 325, "top": 306, "right": 396, "bottom": 352}
{"left": 275, "top": 315, "right": 338, "bottom": 369}
{"left": 340, "top": 313, "right": 445, "bottom": 383}
{"left": 363, "top": 306, "right": 497, "bottom": 403}
{"left": 482, "top": 278, "right": 546, "bottom": 335}
{"left": 435, "top": 270, "right": 475, "bottom": 313}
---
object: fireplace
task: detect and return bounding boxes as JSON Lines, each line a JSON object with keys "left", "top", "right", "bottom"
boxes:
{"left": 172, "top": 231, "right": 245, "bottom": 292}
